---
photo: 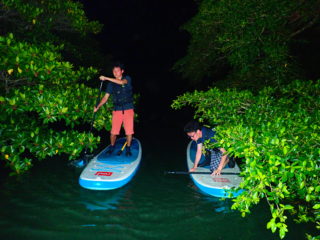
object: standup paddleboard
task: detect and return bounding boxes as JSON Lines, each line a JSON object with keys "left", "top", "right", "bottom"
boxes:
{"left": 187, "top": 141, "right": 243, "bottom": 198}
{"left": 79, "top": 138, "right": 142, "bottom": 190}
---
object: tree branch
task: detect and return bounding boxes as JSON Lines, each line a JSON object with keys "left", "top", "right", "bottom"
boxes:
{"left": 0, "top": 71, "right": 35, "bottom": 93}
{"left": 290, "top": 13, "right": 320, "bottom": 38}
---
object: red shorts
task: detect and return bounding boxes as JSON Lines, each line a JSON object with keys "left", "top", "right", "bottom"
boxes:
{"left": 111, "top": 109, "right": 134, "bottom": 135}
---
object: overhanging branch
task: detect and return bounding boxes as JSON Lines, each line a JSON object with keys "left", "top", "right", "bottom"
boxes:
{"left": 290, "top": 13, "right": 320, "bottom": 38}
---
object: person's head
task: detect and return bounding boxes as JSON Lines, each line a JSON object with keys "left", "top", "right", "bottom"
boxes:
{"left": 112, "top": 62, "right": 125, "bottom": 79}
{"left": 184, "top": 120, "right": 202, "bottom": 141}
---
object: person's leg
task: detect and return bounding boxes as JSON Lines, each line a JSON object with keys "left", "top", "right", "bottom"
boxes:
{"left": 110, "top": 134, "right": 117, "bottom": 146}
{"left": 111, "top": 110, "right": 123, "bottom": 138}
{"left": 210, "top": 149, "right": 229, "bottom": 172}
{"left": 123, "top": 109, "right": 134, "bottom": 156}
{"left": 126, "top": 134, "right": 132, "bottom": 147}
{"left": 210, "top": 149, "right": 222, "bottom": 172}
{"left": 123, "top": 109, "right": 134, "bottom": 145}
{"left": 108, "top": 111, "right": 123, "bottom": 154}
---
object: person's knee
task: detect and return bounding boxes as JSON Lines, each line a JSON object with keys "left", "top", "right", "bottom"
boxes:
{"left": 125, "top": 131, "right": 134, "bottom": 135}
{"left": 124, "top": 124, "right": 134, "bottom": 135}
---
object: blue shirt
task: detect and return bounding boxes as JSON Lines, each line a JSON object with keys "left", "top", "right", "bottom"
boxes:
{"left": 196, "top": 126, "right": 216, "bottom": 145}
{"left": 106, "top": 75, "right": 134, "bottom": 111}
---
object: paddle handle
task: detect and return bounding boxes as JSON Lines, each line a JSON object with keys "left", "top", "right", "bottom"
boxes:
{"left": 164, "top": 171, "right": 240, "bottom": 175}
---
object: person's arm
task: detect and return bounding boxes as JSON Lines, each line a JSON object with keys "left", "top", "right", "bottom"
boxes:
{"left": 94, "top": 93, "right": 110, "bottom": 112}
{"left": 99, "top": 75, "right": 128, "bottom": 85}
{"left": 211, "top": 148, "right": 228, "bottom": 175}
{"left": 190, "top": 143, "right": 203, "bottom": 172}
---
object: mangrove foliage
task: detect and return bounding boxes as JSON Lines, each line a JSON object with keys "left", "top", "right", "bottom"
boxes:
{"left": 0, "top": 0, "right": 112, "bottom": 174}
{"left": 173, "top": 0, "right": 320, "bottom": 238}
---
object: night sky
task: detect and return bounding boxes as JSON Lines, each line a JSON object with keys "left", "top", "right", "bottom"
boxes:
{"left": 80, "top": 0, "right": 197, "bottom": 120}
{"left": 80, "top": 1, "right": 320, "bottom": 126}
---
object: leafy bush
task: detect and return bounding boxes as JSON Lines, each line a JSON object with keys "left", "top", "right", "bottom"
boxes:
{"left": 172, "top": 80, "right": 320, "bottom": 239}
{"left": 0, "top": 34, "right": 112, "bottom": 174}
{"left": 0, "top": 0, "right": 116, "bottom": 174}
{"left": 1, "top": 0, "right": 102, "bottom": 40}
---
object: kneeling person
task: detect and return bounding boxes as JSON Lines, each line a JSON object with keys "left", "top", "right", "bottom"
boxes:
{"left": 184, "top": 120, "right": 231, "bottom": 175}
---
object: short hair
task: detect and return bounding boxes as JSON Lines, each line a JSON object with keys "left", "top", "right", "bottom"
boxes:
{"left": 184, "top": 120, "right": 201, "bottom": 133}
{"left": 113, "top": 62, "right": 125, "bottom": 71}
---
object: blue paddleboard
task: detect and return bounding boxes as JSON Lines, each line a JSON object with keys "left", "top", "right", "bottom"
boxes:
{"left": 79, "top": 138, "right": 142, "bottom": 190}
{"left": 187, "top": 141, "right": 243, "bottom": 198}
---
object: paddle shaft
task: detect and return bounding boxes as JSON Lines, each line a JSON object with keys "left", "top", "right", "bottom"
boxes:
{"left": 165, "top": 171, "right": 240, "bottom": 175}
{"left": 84, "top": 81, "right": 104, "bottom": 156}
{"left": 121, "top": 141, "right": 128, "bottom": 151}
{"left": 89, "top": 81, "right": 104, "bottom": 132}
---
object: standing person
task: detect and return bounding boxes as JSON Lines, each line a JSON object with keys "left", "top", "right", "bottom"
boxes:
{"left": 184, "top": 120, "right": 234, "bottom": 175}
{"left": 94, "top": 62, "right": 134, "bottom": 156}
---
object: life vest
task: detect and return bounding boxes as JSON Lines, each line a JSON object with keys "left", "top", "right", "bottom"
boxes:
{"left": 198, "top": 126, "right": 216, "bottom": 144}
{"left": 112, "top": 77, "right": 133, "bottom": 109}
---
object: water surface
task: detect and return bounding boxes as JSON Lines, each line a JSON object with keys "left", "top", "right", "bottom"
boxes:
{"left": 0, "top": 121, "right": 316, "bottom": 240}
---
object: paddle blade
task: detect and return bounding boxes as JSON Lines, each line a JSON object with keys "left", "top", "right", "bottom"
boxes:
{"left": 68, "top": 154, "right": 93, "bottom": 168}
{"left": 69, "top": 159, "right": 87, "bottom": 168}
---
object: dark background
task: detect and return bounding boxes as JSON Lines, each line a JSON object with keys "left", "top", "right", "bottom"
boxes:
{"left": 79, "top": 0, "right": 198, "bottom": 129}
{"left": 79, "top": 0, "right": 320, "bottom": 133}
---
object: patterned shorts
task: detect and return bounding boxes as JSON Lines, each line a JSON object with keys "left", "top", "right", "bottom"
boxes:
{"left": 209, "top": 149, "right": 223, "bottom": 171}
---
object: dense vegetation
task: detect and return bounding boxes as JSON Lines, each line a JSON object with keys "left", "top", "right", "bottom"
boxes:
{"left": 172, "top": 80, "right": 319, "bottom": 239}
{"left": 174, "top": 0, "right": 319, "bottom": 89}
{"left": 173, "top": 0, "right": 320, "bottom": 239}
{"left": 0, "top": 0, "right": 112, "bottom": 174}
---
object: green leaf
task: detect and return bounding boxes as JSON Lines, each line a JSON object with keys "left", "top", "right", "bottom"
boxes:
{"left": 283, "top": 146, "right": 288, "bottom": 155}
{"left": 313, "top": 204, "right": 320, "bottom": 210}
{"left": 306, "top": 195, "right": 311, "bottom": 202}
{"left": 61, "top": 107, "right": 68, "bottom": 113}
{"left": 283, "top": 205, "right": 294, "bottom": 210}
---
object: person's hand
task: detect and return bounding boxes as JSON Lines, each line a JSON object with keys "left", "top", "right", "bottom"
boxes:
{"left": 94, "top": 106, "right": 99, "bottom": 112}
{"left": 211, "top": 168, "right": 222, "bottom": 176}
{"left": 99, "top": 76, "right": 106, "bottom": 81}
{"left": 190, "top": 167, "right": 197, "bottom": 172}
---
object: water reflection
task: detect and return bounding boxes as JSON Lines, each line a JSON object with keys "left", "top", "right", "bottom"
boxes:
{"left": 78, "top": 187, "right": 128, "bottom": 211}
{"left": 187, "top": 181, "right": 235, "bottom": 213}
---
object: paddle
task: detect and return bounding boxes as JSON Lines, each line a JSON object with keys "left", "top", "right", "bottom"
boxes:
{"left": 116, "top": 141, "right": 127, "bottom": 155}
{"left": 69, "top": 81, "right": 104, "bottom": 167}
{"left": 164, "top": 171, "right": 240, "bottom": 175}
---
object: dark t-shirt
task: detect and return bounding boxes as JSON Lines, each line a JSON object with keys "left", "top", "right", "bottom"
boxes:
{"left": 195, "top": 126, "right": 216, "bottom": 165}
{"left": 196, "top": 126, "right": 216, "bottom": 145}
{"left": 106, "top": 75, "right": 134, "bottom": 111}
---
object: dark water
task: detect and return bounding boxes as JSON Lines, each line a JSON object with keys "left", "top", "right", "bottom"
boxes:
{"left": 0, "top": 111, "right": 317, "bottom": 240}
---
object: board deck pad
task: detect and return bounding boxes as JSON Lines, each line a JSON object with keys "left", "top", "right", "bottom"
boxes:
{"left": 97, "top": 138, "right": 138, "bottom": 164}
